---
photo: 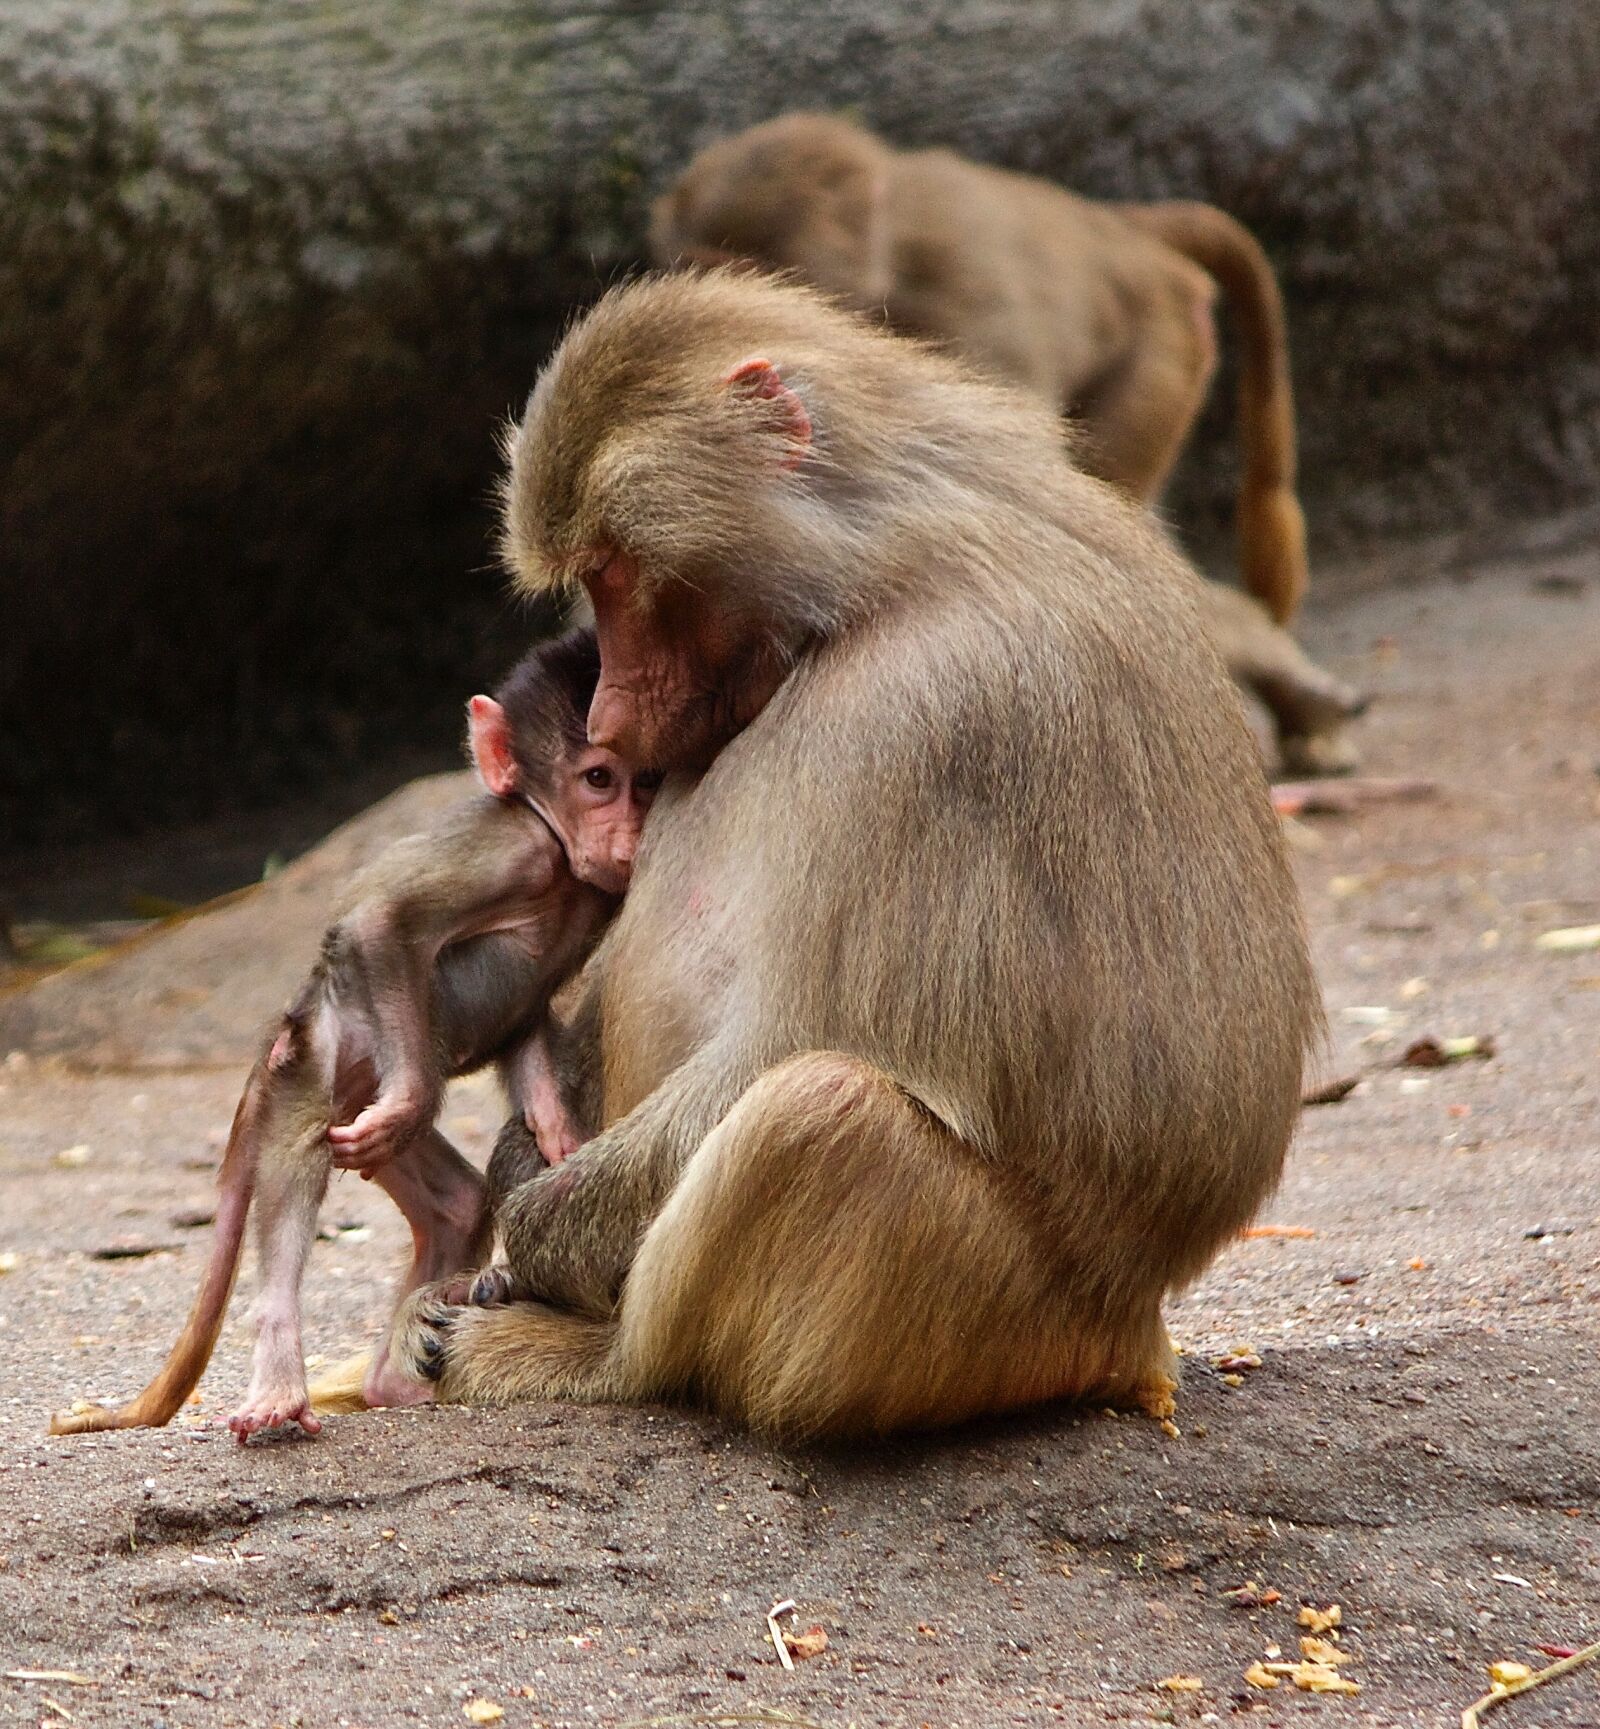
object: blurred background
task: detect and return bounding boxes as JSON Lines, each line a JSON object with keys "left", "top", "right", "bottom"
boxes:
{"left": 4, "top": 0, "right": 1599, "bottom": 914}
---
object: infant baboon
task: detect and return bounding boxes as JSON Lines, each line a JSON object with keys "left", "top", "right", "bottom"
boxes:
{"left": 50, "top": 630, "right": 657, "bottom": 1441}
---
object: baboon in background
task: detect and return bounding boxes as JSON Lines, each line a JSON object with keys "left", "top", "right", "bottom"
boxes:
{"left": 388, "top": 269, "right": 1320, "bottom": 1439}
{"left": 651, "top": 113, "right": 1367, "bottom": 774}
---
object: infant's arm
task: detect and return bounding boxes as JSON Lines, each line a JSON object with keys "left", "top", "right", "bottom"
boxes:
{"left": 324, "top": 798, "right": 563, "bottom": 1172}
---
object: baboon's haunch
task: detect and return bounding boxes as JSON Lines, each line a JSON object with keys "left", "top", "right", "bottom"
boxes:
{"left": 49, "top": 631, "right": 657, "bottom": 1442}
{"left": 392, "top": 270, "right": 1320, "bottom": 1438}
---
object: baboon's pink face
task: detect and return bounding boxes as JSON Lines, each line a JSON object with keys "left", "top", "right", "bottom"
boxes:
{"left": 571, "top": 357, "right": 811, "bottom": 770}
{"left": 582, "top": 551, "right": 766, "bottom": 773}
{"left": 547, "top": 742, "right": 661, "bottom": 896}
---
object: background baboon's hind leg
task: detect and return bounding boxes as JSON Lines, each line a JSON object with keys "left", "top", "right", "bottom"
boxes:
{"left": 1198, "top": 584, "right": 1369, "bottom": 775}
{"left": 1075, "top": 293, "right": 1217, "bottom": 504}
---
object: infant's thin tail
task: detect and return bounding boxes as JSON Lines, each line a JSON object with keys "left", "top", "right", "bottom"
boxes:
{"left": 49, "top": 1064, "right": 266, "bottom": 1435}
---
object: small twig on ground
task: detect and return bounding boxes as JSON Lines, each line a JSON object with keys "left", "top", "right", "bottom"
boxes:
{"left": 1271, "top": 777, "right": 1437, "bottom": 818}
{"left": 1460, "top": 1639, "right": 1600, "bottom": 1728}
{"left": 767, "top": 1598, "right": 798, "bottom": 1672}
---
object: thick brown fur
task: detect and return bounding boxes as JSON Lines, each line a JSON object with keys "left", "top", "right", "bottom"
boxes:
{"left": 392, "top": 270, "right": 1321, "bottom": 1440}
{"left": 649, "top": 115, "right": 1364, "bottom": 771}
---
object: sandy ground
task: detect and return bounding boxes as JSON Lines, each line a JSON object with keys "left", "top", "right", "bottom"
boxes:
{"left": 0, "top": 548, "right": 1597, "bottom": 1729}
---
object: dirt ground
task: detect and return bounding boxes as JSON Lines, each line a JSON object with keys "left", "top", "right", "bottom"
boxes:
{"left": 1, "top": 547, "right": 1597, "bottom": 1729}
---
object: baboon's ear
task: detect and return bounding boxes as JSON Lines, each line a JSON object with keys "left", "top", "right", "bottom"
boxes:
{"left": 724, "top": 356, "right": 813, "bottom": 469}
{"left": 467, "top": 695, "right": 518, "bottom": 798}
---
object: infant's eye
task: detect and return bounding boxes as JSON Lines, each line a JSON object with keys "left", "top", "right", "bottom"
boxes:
{"left": 636, "top": 771, "right": 664, "bottom": 794}
{"left": 584, "top": 765, "right": 614, "bottom": 790}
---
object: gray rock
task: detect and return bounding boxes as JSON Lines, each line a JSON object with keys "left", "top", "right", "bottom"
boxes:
{"left": 4, "top": 0, "right": 1597, "bottom": 837}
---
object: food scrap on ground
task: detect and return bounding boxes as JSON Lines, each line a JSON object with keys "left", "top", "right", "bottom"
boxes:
{"left": 1290, "top": 1662, "right": 1361, "bottom": 1694}
{"left": 1244, "top": 1656, "right": 1360, "bottom": 1695}
{"left": 1534, "top": 923, "right": 1600, "bottom": 953}
{"left": 1397, "top": 1033, "right": 1497, "bottom": 1067}
{"left": 783, "top": 1624, "right": 829, "bottom": 1661}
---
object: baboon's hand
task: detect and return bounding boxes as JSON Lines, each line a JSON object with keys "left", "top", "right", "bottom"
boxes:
{"left": 327, "top": 1087, "right": 436, "bottom": 1173}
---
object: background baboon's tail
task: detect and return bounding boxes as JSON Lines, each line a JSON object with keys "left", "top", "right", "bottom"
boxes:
{"left": 1125, "top": 201, "right": 1309, "bottom": 626}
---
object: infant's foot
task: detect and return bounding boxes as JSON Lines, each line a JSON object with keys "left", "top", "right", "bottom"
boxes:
{"left": 228, "top": 1382, "right": 322, "bottom": 1442}
{"left": 362, "top": 1349, "right": 436, "bottom": 1410}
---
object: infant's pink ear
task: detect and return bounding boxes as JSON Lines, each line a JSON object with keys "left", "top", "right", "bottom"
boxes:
{"left": 467, "top": 695, "right": 519, "bottom": 798}
{"left": 724, "top": 355, "right": 812, "bottom": 469}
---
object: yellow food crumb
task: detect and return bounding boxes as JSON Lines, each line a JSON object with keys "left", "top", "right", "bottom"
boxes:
{"left": 1294, "top": 1663, "right": 1360, "bottom": 1694}
{"left": 1137, "top": 1375, "right": 1178, "bottom": 1419}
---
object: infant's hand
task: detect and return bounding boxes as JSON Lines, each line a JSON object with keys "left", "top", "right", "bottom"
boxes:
{"left": 328, "top": 1090, "right": 433, "bottom": 1172}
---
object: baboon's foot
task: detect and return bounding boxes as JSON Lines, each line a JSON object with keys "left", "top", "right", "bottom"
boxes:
{"left": 361, "top": 1346, "right": 437, "bottom": 1410}
{"left": 228, "top": 1379, "right": 321, "bottom": 1442}
{"left": 470, "top": 1265, "right": 528, "bottom": 1308}
{"left": 1278, "top": 724, "right": 1363, "bottom": 777}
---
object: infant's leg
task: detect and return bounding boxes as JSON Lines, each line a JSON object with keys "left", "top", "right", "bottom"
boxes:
{"left": 362, "top": 1128, "right": 491, "bottom": 1408}
{"left": 230, "top": 1120, "right": 327, "bottom": 1441}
